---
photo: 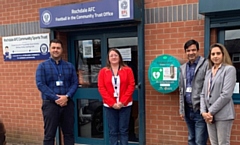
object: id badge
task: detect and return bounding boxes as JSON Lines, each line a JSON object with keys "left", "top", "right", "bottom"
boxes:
{"left": 114, "top": 92, "right": 118, "bottom": 98}
{"left": 186, "top": 87, "right": 192, "bottom": 93}
{"left": 56, "top": 81, "right": 63, "bottom": 86}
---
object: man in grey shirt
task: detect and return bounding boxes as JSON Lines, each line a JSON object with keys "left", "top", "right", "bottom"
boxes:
{"left": 179, "top": 39, "right": 208, "bottom": 145}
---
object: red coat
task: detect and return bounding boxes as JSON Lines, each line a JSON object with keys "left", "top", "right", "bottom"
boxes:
{"left": 98, "top": 66, "right": 135, "bottom": 107}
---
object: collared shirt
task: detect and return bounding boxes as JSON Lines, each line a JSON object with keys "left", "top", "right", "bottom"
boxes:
{"left": 36, "top": 58, "right": 78, "bottom": 100}
{"left": 185, "top": 56, "right": 200, "bottom": 104}
{"left": 207, "top": 64, "right": 222, "bottom": 100}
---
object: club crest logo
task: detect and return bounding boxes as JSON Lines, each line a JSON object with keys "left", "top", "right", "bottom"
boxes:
{"left": 40, "top": 44, "right": 48, "bottom": 55}
{"left": 121, "top": 0, "right": 128, "bottom": 10}
{"left": 41, "top": 10, "right": 52, "bottom": 25}
{"left": 119, "top": 0, "right": 130, "bottom": 18}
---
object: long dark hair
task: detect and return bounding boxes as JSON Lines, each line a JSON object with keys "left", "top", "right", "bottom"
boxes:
{"left": 208, "top": 43, "right": 232, "bottom": 68}
{"left": 106, "top": 48, "right": 126, "bottom": 69}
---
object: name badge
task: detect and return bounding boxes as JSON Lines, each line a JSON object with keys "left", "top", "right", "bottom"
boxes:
{"left": 186, "top": 87, "right": 192, "bottom": 93}
{"left": 56, "top": 81, "right": 63, "bottom": 86}
{"left": 114, "top": 92, "right": 118, "bottom": 98}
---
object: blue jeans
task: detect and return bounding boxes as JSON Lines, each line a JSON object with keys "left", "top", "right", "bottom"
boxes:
{"left": 184, "top": 105, "right": 208, "bottom": 145}
{"left": 104, "top": 106, "right": 132, "bottom": 145}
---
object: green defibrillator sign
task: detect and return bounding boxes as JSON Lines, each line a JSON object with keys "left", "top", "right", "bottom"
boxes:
{"left": 148, "top": 54, "right": 180, "bottom": 94}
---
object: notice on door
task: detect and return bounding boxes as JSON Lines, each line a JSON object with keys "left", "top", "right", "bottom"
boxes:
{"left": 82, "top": 40, "right": 93, "bottom": 58}
{"left": 117, "top": 48, "right": 131, "bottom": 61}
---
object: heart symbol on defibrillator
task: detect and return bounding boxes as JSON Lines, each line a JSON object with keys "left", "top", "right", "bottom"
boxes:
{"left": 153, "top": 72, "right": 160, "bottom": 79}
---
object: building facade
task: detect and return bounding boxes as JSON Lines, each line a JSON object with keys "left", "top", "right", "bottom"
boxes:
{"left": 0, "top": 0, "right": 240, "bottom": 145}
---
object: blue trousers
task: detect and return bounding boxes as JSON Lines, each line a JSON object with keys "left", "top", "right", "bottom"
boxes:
{"left": 184, "top": 105, "right": 208, "bottom": 145}
{"left": 104, "top": 106, "right": 132, "bottom": 145}
{"left": 42, "top": 99, "right": 74, "bottom": 145}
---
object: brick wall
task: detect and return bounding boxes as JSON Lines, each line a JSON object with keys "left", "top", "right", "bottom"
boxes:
{"left": 145, "top": 21, "right": 205, "bottom": 145}
{"left": 0, "top": 0, "right": 96, "bottom": 25}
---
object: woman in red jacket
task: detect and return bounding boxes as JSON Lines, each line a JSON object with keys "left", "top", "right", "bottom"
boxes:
{"left": 98, "top": 48, "right": 135, "bottom": 145}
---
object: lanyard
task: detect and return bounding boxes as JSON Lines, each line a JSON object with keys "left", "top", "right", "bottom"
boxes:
{"left": 209, "top": 73, "right": 213, "bottom": 91}
{"left": 111, "top": 66, "right": 120, "bottom": 89}
{"left": 50, "top": 59, "right": 63, "bottom": 80}
{"left": 209, "top": 68, "right": 219, "bottom": 94}
{"left": 207, "top": 72, "right": 214, "bottom": 100}
{"left": 186, "top": 63, "right": 196, "bottom": 84}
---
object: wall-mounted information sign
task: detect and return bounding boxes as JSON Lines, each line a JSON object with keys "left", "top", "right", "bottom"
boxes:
{"left": 2, "top": 33, "right": 50, "bottom": 61}
{"left": 148, "top": 54, "right": 181, "bottom": 94}
{"left": 39, "top": 0, "right": 134, "bottom": 28}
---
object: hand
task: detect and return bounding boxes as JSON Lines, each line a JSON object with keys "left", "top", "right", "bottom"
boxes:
{"left": 55, "top": 95, "right": 68, "bottom": 107}
{"left": 202, "top": 112, "right": 213, "bottom": 123}
{"left": 206, "top": 112, "right": 213, "bottom": 123}
{"left": 117, "top": 102, "right": 124, "bottom": 109}
{"left": 180, "top": 114, "right": 184, "bottom": 120}
{"left": 112, "top": 103, "right": 120, "bottom": 109}
{"left": 61, "top": 102, "right": 68, "bottom": 107}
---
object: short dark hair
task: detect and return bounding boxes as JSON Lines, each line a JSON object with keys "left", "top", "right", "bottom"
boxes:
{"left": 49, "top": 39, "right": 63, "bottom": 48}
{"left": 184, "top": 39, "right": 199, "bottom": 52}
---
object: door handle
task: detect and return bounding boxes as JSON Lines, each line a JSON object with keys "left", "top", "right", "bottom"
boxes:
{"left": 136, "top": 82, "right": 141, "bottom": 89}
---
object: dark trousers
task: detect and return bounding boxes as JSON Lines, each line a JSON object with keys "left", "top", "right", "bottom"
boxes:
{"left": 0, "top": 120, "right": 6, "bottom": 145}
{"left": 0, "top": 133, "right": 6, "bottom": 145}
{"left": 104, "top": 106, "right": 132, "bottom": 145}
{"left": 42, "top": 99, "right": 75, "bottom": 145}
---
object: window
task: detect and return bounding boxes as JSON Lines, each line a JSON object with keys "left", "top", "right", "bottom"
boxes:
{"left": 232, "top": 53, "right": 240, "bottom": 63}
{"left": 224, "top": 29, "right": 240, "bottom": 103}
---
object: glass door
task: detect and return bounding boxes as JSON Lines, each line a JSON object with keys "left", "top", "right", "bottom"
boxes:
{"left": 107, "top": 36, "right": 139, "bottom": 144}
{"left": 70, "top": 35, "right": 106, "bottom": 145}
{"left": 69, "top": 31, "right": 140, "bottom": 145}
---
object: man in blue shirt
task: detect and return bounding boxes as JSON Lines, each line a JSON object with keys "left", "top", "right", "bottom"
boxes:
{"left": 179, "top": 39, "right": 209, "bottom": 145}
{"left": 36, "top": 39, "right": 78, "bottom": 145}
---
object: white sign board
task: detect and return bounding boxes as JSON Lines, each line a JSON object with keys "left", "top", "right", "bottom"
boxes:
{"left": 82, "top": 40, "right": 93, "bottom": 58}
{"left": 2, "top": 33, "right": 50, "bottom": 61}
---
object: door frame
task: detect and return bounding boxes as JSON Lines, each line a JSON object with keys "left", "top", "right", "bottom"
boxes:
{"left": 218, "top": 28, "right": 240, "bottom": 104}
{"left": 69, "top": 34, "right": 106, "bottom": 145}
{"left": 67, "top": 25, "right": 145, "bottom": 145}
